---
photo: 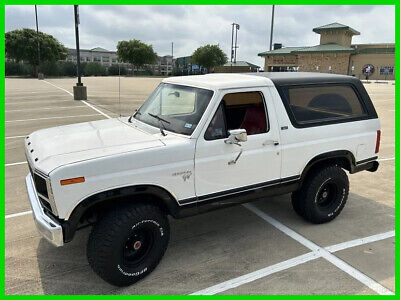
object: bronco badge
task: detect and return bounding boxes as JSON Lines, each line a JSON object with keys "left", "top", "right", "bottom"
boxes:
{"left": 172, "top": 170, "right": 192, "bottom": 181}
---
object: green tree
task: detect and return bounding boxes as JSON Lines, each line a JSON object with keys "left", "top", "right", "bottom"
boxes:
{"left": 191, "top": 44, "right": 227, "bottom": 73}
{"left": 5, "top": 28, "right": 68, "bottom": 76}
{"left": 116, "top": 39, "right": 157, "bottom": 75}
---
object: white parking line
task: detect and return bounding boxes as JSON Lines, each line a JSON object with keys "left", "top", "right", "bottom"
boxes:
{"left": 5, "top": 135, "right": 26, "bottom": 140}
{"left": 81, "top": 100, "right": 111, "bottom": 119}
{"left": 5, "top": 106, "right": 86, "bottom": 112}
{"left": 191, "top": 230, "right": 395, "bottom": 295}
{"left": 241, "top": 203, "right": 394, "bottom": 295}
{"left": 191, "top": 252, "right": 320, "bottom": 295}
{"left": 5, "top": 161, "right": 27, "bottom": 167}
{"left": 42, "top": 80, "right": 73, "bottom": 96}
{"left": 5, "top": 100, "right": 71, "bottom": 105}
{"left": 325, "top": 230, "right": 395, "bottom": 253}
{"left": 5, "top": 210, "right": 32, "bottom": 219}
{"left": 5, "top": 114, "right": 101, "bottom": 123}
{"left": 42, "top": 80, "right": 112, "bottom": 119}
{"left": 378, "top": 157, "right": 395, "bottom": 162}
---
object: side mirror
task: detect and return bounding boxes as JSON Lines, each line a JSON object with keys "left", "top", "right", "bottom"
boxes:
{"left": 225, "top": 129, "right": 247, "bottom": 145}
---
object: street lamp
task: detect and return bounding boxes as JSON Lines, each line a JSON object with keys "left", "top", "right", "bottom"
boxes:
{"left": 34, "top": 5, "right": 43, "bottom": 79}
{"left": 269, "top": 5, "right": 275, "bottom": 51}
{"left": 230, "top": 23, "right": 240, "bottom": 63}
{"left": 73, "top": 5, "right": 87, "bottom": 100}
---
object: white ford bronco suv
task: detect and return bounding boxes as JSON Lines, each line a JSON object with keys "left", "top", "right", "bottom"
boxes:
{"left": 25, "top": 73, "right": 380, "bottom": 286}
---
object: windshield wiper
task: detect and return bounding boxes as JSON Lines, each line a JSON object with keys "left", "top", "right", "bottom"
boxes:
{"left": 148, "top": 113, "right": 170, "bottom": 136}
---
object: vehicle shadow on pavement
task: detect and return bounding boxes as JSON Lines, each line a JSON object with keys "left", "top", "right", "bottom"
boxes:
{"left": 36, "top": 193, "right": 395, "bottom": 295}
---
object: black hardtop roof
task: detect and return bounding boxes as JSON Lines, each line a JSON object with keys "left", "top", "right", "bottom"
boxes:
{"left": 247, "top": 72, "right": 360, "bottom": 86}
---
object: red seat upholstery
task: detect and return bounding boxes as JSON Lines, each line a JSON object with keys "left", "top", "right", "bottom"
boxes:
{"left": 240, "top": 106, "right": 266, "bottom": 135}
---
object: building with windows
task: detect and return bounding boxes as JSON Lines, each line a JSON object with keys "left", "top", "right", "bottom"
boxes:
{"left": 67, "top": 47, "right": 176, "bottom": 75}
{"left": 258, "top": 23, "right": 395, "bottom": 80}
{"left": 67, "top": 47, "right": 117, "bottom": 67}
{"left": 152, "top": 55, "right": 175, "bottom": 76}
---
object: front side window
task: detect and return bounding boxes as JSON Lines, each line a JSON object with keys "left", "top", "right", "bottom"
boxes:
{"left": 205, "top": 91, "right": 268, "bottom": 140}
{"left": 134, "top": 83, "right": 213, "bottom": 135}
{"left": 282, "top": 85, "right": 366, "bottom": 125}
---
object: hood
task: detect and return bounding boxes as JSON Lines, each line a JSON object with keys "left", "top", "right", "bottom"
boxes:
{"left": 26, "top": 117, "right": 165, "bottom": 173}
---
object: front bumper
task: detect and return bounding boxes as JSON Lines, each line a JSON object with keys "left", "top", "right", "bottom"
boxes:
{"left": 25, "top": 173, "right": 64, "bottom": 247}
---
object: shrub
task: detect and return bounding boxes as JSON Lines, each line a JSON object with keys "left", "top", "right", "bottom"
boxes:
{"left": 83, "top": 62, "right": 106, "bottom": 76}
{"left": 59, "top": 61, "right": 77, "bottom": 77}
{"left": 108, "top": 64, "right": 128, "bottom": 76}
{"left": 5, "top": 61, "right": 33, "bottom": 76}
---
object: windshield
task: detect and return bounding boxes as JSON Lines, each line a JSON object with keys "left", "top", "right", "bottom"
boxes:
{"left": 133, "top": 83, "right": 214, "bottom": 135}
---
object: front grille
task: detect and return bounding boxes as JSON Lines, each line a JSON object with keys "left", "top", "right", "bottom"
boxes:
{"left": 27, "top": 158, "right": 53, "bottom": 213}
{"left": 38, "top": 195, "right": 52, "bottom": 213}
{"left": 33, "top": 173, "right": 49, "bottom": 199}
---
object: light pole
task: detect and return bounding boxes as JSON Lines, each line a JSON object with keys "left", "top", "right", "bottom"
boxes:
{"left": 171, "top": 42, "right": 174, "bottom": 76}
{"left": 34, "top": 5, "right": 43, "bottom": 79}
{"left": 230, "top": 23, "right": 240, "bottom": 64}
{"left": 73, "top": 5, "right": 87, "bottom": 100}
{"left": 269, "top": 5, "right": 275, "bottom": 51}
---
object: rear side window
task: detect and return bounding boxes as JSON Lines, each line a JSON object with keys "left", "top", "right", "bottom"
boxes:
{"left": 282, "top": 85, "right": 366, "bottom": 125}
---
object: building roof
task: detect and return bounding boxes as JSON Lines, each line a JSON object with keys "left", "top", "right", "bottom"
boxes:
{"left": 258, "top": 44, "right": 354, "bottom": 56}
{"left": 292, "top": 43, "right": 355, "bottom": 54}
{"left": 313, "top": 22, "right": 360, "bottom": 35}
{"left": 258, "top": 47, "right": 305, "bottom": 56}
{"left": 91, "top": 47, "right": 111, "bottom": 52}
{"left": 222, "top": 61, "right": 260, "bottom": 68}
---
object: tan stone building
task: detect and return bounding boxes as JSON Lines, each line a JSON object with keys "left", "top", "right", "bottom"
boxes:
{"left": 258, "top": 23, "right": 395, "bottom": 80}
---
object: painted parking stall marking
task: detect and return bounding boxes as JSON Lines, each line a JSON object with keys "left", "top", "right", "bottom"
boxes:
{"left": 5, "top": 114, "right": 101, "bottom": 123}
{"left": 191, "top": 204, "right": 395, "bottom": 295}
{"left": 5, "top": 210, "right": 32, "bottom": 219}
{"left": 42, "top": 80, "right": 112, "bottom": 119}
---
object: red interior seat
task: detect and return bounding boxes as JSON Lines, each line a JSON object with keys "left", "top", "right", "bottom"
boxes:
{"left": 240, "top": 106, "right": 266, "bottom": 135}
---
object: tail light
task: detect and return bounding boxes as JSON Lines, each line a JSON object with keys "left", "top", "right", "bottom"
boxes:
{"left": 375, "top": 130, "right": 381, "bottom": 154}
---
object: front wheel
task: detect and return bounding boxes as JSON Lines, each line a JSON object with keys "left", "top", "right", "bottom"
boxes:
{"left": 291, "top": 165, "right": 349, "bottom": 224}
{"left": 87, "top": 203, "right": 170, "bottom": 286}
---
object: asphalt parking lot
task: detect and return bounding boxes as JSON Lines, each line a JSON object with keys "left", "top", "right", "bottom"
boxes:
{"left": 5, "top": 76, "right": 395, "bottom": 295}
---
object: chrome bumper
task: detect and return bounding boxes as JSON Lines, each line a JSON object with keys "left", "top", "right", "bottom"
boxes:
{"left": 25, "top": 173, "right": 63, "bottom": 247}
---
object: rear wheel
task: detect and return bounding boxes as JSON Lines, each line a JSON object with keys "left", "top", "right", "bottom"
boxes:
{"left": 291, "top": 165, "right": 349, "bottom": 224}
{"left": 87, "top": 203, "right": 170, "bottom": 286}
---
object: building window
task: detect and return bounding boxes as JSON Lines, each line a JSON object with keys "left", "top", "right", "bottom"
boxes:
{"left": 380, "top": 66, "right": 394, "bottom": 76}
{"left": 86, "top": 57, "right": 91, "bottom": 62}
{"left": 112, "top": 58, "right": 117, "bottom": 63}
{"left": 102, "top": 56, "right": 109, "bottom": 62}
{"left": 93, "top": 56, "right": 101, "bottom": 62}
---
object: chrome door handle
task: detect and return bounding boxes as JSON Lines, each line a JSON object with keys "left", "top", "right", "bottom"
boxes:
{"left": 263, "top": 140, "right": 279, "bottom": 146}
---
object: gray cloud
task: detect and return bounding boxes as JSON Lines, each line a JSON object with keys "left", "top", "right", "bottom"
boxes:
{"left": 5, "top": 5, "right": 395, "bottom": 68}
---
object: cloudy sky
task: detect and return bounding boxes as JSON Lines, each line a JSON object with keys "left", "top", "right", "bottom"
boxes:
{"left": 5, "top": 5, "right": 395, "bottom": 68}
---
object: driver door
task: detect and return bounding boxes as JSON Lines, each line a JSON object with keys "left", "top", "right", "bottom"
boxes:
{"left": 194, "top": 88, "right": 282, "bottom": 203}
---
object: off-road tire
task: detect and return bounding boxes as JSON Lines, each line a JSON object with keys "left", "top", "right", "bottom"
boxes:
{"left": 87, "top": 203, "right": 170, "bottom": 287}
{"left": 291, "top": 165, "right": 349, "bottom": 224}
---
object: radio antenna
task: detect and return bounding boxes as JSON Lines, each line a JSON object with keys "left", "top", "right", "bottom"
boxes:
{"left": 118, "top": 63, "right": 121, "bottom": 117}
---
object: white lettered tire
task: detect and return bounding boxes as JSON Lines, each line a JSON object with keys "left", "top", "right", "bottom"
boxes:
{"left": 87, "top": 203, "right": 170, "bottom": 286}
{"left": 292, "top": 165, "right": 349, "bottom": 224}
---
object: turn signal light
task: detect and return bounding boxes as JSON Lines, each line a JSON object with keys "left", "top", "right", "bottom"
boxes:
{"left": 60, "top": 177, "right": 85, "bottom": 186}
